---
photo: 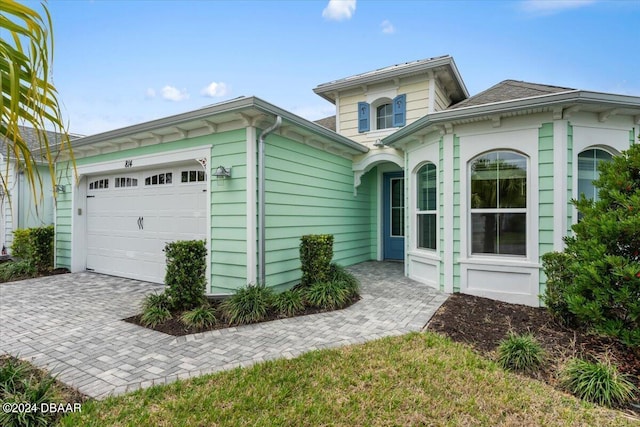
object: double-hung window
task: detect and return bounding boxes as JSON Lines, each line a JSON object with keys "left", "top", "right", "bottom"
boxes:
{"left": 470, "top": 151, "right": 527, "bottom": 256}
{"left": 416, "top": 163, "right": 437, "bottom": 250}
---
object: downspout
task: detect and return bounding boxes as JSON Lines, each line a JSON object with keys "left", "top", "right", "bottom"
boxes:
{"left": 258, "top": 116, "right": 282, "bottom": 285}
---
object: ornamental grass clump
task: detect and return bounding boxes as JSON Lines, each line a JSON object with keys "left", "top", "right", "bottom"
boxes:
{"left": 302, "top": 281, "right": 351, "bottom": 310}
{"left": 496, "top": 332, "right": 545, "bottom": 373}
{"left": 140, "top": 306, "right": 172, "bottom": 327}
{"left": 273, "top": 289, "right": 305, "bottom": 317}
{"left": 561, "top": 358, "right": 637, "bottom": 407}
{"left": 181, "top": 304, "right": 217, "bottom": 329}
{"left": 221, "top": 284, "right": 274, "bottom": 325}
{"left": 328, "top": 262, "right": 360, "bottom": 298}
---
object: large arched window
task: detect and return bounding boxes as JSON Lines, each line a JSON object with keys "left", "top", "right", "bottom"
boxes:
{"left": 416, "top": 163, "right": 437, "bottom": 250}
{"left": 470, "top": 151, "right": 527, "bottom": 256}
{"left": 577, "top": 148, "right": 612, "bottom": 202}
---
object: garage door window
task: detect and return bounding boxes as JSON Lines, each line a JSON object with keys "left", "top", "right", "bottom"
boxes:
{"left": 181, "top": 170, "right": 206, "bottom": 183}
{"left": 114, "top": 177, "right": 138, "bottom": 188}
{"left": 89, "top": 179, "right": 109, "bottom": 190}
{"left": 145, "top": 172, "right": 172, "bottom": 186}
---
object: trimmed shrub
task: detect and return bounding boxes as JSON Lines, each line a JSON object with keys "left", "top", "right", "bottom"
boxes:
{"left": 273, "top": 289, "right": 305, "bottom": 317}
{"left": 221, "top": 284, "right": 274, "bottom": 325}
{"left": 140, "top": 306, "right": 172, "bottom": 327}
{"left": 164, "top": 240, "right": 207, "bottom": 311}
{"left": 302, "top": 281, "right": 351, "bottom": 310}
{"left": 181, "top": 304, "right": 217, "bottom": 329}
{"left": 328, "top": 263, "right": 360, "bottom": 298}
{"left": 300, "top": 234, "right": 334, "bottom": 285}
{"left": 561, "top": 358, "right": 637, "bottom": 407}
{"left": 10, "top": 228, "right": 31, "bottom": 260}
{"left": 29, "top": 225, "right": 54, "bottom": 273}
{"left": 496, "top": 333, "right": 545, "bottom": 373}
{"left": 9, "top": 225, "right": 54, "bottom": 273}
{"left": 543, "top": 144, "right": 640, "bottom": 347}
{"left": 540, "top": 251, "right": 575, "bottom": 325}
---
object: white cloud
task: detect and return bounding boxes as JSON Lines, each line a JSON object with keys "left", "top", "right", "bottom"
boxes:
{"left": 322, "top": 0, "right": 356, "bottom": 21}
{"left": 381, "top": 20, "right": 395, "bottom": 34}
{"left": 201, "top": 81, "right": 230, "bottom": 98}
{"left": 145, "top": 88, "right": 156, "bottom": 99}
{"left": 161, "top": 85, "right": 189, "bottom": 101}
{"left": 521, "top": 0, "right": 596, "bottom": 14}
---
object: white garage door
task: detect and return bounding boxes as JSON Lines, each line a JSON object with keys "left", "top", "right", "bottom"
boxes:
{"left": 86, "top": 165, "right": 207, "bottom": 283}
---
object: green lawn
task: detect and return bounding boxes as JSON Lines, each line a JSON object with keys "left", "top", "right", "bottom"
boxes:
{"left": 61, "top": 332, "right": 635, "bottom": 426}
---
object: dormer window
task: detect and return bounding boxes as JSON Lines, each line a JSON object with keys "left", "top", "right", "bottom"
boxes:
{"left": 358, "top": 94, "right": 407, "bottom": 133}
{"left": 376, "top": 103, "right": 393, "bottom": 130}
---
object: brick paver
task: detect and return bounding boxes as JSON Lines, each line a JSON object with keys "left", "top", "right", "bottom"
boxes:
{"left": 0, "top": 261, "right": 448, "bottom": 399}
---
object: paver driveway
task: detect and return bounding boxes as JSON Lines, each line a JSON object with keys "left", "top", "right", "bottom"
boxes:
{"left": 0, "top": 261, "right": 448, "bottom": 399}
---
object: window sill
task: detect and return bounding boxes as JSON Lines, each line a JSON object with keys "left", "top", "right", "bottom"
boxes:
{"left": 407, "top": 250, "right": 441, "bottom": 262}
{"left": 458, "top": 256, "right": 541, "bottom": 269}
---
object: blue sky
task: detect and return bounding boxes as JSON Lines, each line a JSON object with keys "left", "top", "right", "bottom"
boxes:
{"left": 43, "top": 0, "right": 639, "bottom": 136}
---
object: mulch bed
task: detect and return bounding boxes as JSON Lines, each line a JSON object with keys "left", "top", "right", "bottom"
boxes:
{"left": 426, "top": 293, "right": 640, "bottom": 416}
{"left": 124, "top": 295, "right": 361, "bottom": 336}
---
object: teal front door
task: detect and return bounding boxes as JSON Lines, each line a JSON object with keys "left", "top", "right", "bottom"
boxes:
{"left": 383, "top": 172, "right": 405, "bottom": 260}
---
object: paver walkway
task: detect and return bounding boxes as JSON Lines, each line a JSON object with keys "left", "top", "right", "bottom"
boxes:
{"left": 0, "top": 261, "right": 448, "bottom": 399}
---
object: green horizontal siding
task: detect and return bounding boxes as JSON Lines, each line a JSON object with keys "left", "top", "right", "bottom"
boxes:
{"left": 54, "top": 162, "right": 74, "bottom": 269}
{"left": 264, "top": 134, "right": 373, "bottom": 289}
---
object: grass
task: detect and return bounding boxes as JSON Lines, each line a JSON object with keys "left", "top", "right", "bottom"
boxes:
{"left": 60, "top": 332, "right": 635, "bottom": 426}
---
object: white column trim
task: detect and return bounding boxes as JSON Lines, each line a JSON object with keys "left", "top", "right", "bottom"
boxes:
{"left": 428, "top": 71, "right": 436, "bottom": 113}
{"left": 553, "top": 120, "right": 568, "bottom": 251}
{"left": 246, "top": 127, "right": 257, "bottom": 284}
{"left": 442, "top": 133, "right": 454, "bottom": 293}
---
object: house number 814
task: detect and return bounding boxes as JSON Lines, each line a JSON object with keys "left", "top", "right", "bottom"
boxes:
{"left": 125, "top": 160, "right": 133, "bottom": 168}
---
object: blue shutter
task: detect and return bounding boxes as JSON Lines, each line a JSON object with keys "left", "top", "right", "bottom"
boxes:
{"left": 358, "top": 102, "right": 370, "bottom": 133}
{"left": 392, "top": 94, "right": 406, "bottom": 127}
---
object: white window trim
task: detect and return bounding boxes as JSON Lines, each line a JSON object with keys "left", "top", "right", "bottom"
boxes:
{"left": 415, "top": 162, "right": 438, "bottom": 252}
{"left": 371, "top": 97, "right": 393, "bottom": 132}
{"left": 467, "top": 150, "right": 529, "bottom": 258}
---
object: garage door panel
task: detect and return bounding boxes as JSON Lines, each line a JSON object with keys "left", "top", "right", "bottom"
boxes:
{"left": 86, "top": 165, "right": 207, "bottom": 284}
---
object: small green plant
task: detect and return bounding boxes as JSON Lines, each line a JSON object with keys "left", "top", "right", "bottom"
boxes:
{"left": 496, "top": 333, "right": 545, "bottom": 373}
{"left": 273, "top": 289, "right": 305, "bottom": 317}
{"left": 302, "top": 281, "right": 351, "bottom": 310}
{"left": 0, "top": 356, "right": 29, "bottom": 394}
{"left": 181, "top": 305, "right": 217, "bottom": 329}
{"left": 328, "top": 263, "right": 360, "bottom": 298}
{"left": 561, "top": 358, "right": 637, "bottom": 407}
{"left": 140, "top": 306, "right": 172, "bottom": 327}
{"left": 221, "top": 284, "right": 273, "bottom": 325}
{"left": 164, "top": 240, "right": 207, "bottom": 310}
{"left": 0, "top": 260, "right": 37, "bottom": 283}
{"left": 10, "top": 228, "right": 32, "bottom": 260}
{"left": 141, "top": 292, "right": 172, "bottom": 312}
{"left": 0, "top": 357, "right": 58, "bottom": 427}
{"left": 300, "top": 234, "right": 334, "bottom": 285}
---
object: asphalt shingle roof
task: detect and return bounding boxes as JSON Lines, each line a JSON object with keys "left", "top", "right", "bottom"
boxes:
{"left": 313, "top": 115, "right": 336, "bottom": 131}
{"left": 0, "top": 126, "right": 82, "bottom": 157}
{"left": 449, "top": 80, "right": 576, "bottom": 109}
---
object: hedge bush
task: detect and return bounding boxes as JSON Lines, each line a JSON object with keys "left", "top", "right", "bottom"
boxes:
{"left": 300, "top": 234, "right": 334, "bottom": 285}
{"left": 9, "top": 225, "right": 54, "bottom": 273}
{"left": 164, "top": 240, "right": 207, "bottom": 311}
{"left": 545, "top": 143, "right": 640, "bottom": 347}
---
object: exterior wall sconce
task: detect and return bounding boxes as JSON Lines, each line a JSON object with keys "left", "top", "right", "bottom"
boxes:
{"left": 213, "top": 166, "right": 232, "bottom": 179}
{"left": 373, "top": 139, "right": 385, "bottom": 148}
{"left": 55, "top": 184, "right": 66, "bottom": 193}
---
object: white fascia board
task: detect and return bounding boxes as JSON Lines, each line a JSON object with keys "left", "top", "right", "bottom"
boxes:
{"left": 64, "top": 96, "right": 368, "bottom": 157}
{"left": 384, "top": 90, "right": 640, "bottom": 146}
{"left": 313, "top": 57, "right": 459, "bottom": 100}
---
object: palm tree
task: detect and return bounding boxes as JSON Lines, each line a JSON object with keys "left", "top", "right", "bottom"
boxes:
{"left": 1, "top": 0, "right": 74, "bottom": 207}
